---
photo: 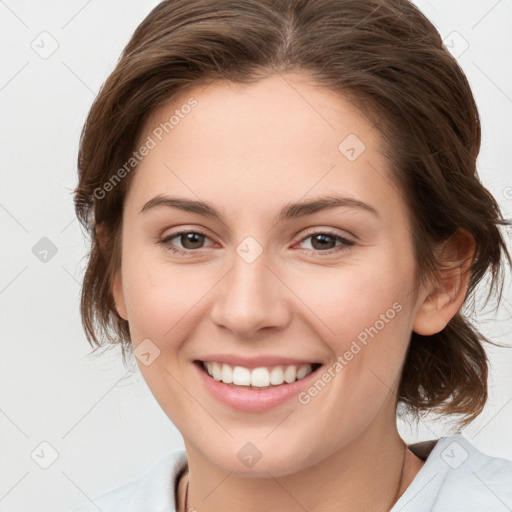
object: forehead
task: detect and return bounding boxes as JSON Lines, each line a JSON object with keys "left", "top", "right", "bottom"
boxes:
{"left": 126, "top": 73, "right": 403, "bottom": 224}
{"left": 144, "top": 73, "right": 380, "bottom": 156}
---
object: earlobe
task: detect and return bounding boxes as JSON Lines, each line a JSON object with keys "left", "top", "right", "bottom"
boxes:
{"left": 413, "top": 230, "right": 475, "bottom": 336}
{"left": 413, "top": 270, "right": 465, "bottom": 335}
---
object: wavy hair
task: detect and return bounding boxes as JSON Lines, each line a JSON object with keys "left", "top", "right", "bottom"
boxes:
{"left": 73, "top": 0, "right": 511, "bottom": 428}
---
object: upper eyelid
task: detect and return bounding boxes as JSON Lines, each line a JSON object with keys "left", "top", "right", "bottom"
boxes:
{"left": 162, "top": 228, "right": 215, "bottom": 242}
{"left": 161, "top": 227, "right": 354, "bottom": 249}
{"left": 161, "top": 230, "right": 217, "bottom": 249}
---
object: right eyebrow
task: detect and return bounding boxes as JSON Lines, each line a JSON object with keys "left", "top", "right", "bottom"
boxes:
{"left": 139, "top": 193, "right": 380, "bottom": 222}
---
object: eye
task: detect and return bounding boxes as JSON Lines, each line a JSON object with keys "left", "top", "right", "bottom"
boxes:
{"left": 159, "top": 228, "right": 355, "bottom": 256}
{"left": 159, "top": 230, "right": 214, "bottom": 255}
{"left": 295, "top": 230, "right": 355, "bottom": 255}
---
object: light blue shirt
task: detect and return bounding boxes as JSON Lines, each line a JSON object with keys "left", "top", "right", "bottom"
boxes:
{"left": 73, "top": 434, "right": 512, "bottom": 511}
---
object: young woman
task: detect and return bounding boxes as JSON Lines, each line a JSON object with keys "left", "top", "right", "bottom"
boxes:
{"left": 72, "top": 0, "right": 512, "bottom": 510}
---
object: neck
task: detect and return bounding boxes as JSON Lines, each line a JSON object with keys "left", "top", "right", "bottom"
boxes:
{"left": 179, "top": 421, "right": 424, "bottom": 512}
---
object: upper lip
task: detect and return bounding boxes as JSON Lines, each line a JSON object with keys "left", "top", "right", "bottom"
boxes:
{"left": 196, "top": 354, "right": 322, "bottom": 369}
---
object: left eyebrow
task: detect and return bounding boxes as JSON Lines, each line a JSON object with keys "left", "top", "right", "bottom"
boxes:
{"left": 139, "top": 193, "right": 380, "bottom": 222}
{"left": 278, "top": 194, "right": 380, "bottom": 221}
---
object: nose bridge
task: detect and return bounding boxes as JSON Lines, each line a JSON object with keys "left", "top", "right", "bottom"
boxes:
{"left": 210, "top": 236, "right": 288, "bottom": 336}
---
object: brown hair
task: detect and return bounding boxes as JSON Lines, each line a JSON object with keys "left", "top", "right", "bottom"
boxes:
{"left": 74, "top": 0, "right": 510, "bottom": 427}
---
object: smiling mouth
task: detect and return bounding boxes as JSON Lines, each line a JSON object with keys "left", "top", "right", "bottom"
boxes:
{"left": 194, "top": 360, "right": 323, "bottom": 389}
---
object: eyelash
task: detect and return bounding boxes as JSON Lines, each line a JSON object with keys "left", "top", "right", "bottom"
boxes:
{"left": 159, "top": 229, "right": 355, "bottom": 256}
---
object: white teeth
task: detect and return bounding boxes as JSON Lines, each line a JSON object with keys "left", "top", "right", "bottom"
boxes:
{"left": 202, "top": 362, "right": 314, "bottom": 387}
{"left": 221, "top": 363, "right": 233, "bottom": 384}
{"left": 269, "top": 365, "right": 285, "bottom": 385}
{"left": 211, "top": 362, "right": 222, "bottom": 381}
{"left": 233, "top": 366, "right": 251, "bottom": 386}
{"left": 251, "top": 367, "right": 270, "bottom": 387}
{"left": 296, "top": 365, "right": 310, "bottom": 380}
{"left": 284, "top": 365, "right": 297, "bottom": 383}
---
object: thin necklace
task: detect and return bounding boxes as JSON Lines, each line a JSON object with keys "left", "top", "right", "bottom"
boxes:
{"left": 182, "top": 445, "right": 407, "bottom": 512}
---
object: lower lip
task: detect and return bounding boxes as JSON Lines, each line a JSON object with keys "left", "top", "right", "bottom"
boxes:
{"left": 193, "top": 361, "right": 322, "bottom": 412}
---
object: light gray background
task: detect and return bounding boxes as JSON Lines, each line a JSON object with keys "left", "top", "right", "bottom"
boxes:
{"left": 1, "top": 1, "right": 511, "bottom": 511}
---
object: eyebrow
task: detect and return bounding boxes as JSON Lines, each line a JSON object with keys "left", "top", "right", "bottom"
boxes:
{"left": 139, "top": 193, "right": 380, "bottom": 222}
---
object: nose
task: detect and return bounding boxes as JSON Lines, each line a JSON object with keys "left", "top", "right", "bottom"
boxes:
{"left": 209, "top": 244, "right": 290, "bottom": 338}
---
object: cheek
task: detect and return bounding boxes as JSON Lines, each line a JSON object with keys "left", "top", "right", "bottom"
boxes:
{"left": 292, "top": 254, "right": 413, "bottom": 348}
{"left": 120, "top": 245, "right": 216, "bottom": 344}
{"left": 296, "top": 262, "right": 413, "bottom": 430}
{"left": 288, "top": 248, "right": 416, "bottom": 410}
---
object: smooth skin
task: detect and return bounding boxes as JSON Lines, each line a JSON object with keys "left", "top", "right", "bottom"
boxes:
{"left": 108, "top": 72, "right": 474, "bottom": 512}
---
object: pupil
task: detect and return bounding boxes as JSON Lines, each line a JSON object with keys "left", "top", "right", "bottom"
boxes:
{"left": 312, "top": 234, "right": 334, "bottom": 250}
{"left": 183, "top": 233, "right": 203, "bottom": 249}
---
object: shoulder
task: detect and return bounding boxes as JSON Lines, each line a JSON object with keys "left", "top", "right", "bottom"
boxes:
{"left": 435, "top": 434, "right": 512, "bottom": 509}
{"left": 393, "top": 434, "right": 512, "bottom": 512}
{"left": 72, "top": 449, "right": 188, "bottom": 512}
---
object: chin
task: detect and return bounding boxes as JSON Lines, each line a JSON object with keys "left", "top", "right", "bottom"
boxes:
{"left": 198, "top": 438, "right": 324, "bottom": 478}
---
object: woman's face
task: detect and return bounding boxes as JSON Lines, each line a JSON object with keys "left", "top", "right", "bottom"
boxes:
{"left": 113, "top": 73, "right": 427, "bottom": 476}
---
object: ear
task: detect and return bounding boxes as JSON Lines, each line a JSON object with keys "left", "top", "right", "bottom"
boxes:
{"left": 413, "top": 229, "right": 476, "bottom": 335}
{"left": 95, "top": 223, "right": 128, "bottom": 321}
{"left": 112, "top": 268, "right": 128, "bottom": 321}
